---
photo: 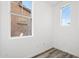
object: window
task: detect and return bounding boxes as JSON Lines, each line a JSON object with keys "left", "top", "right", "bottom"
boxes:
{"left": 11, "top": 1, "right": 32, "bottom": 37}
{"left": 61, "top": 3, "right": 71, "bottom": 26}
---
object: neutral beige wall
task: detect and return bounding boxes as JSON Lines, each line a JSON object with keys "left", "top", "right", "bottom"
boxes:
{"left": 52, "top": 1, "right": 79, "bottom": 57}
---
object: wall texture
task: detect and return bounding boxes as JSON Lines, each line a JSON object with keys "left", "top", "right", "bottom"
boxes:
{"left": 0, "top": 1, "right": 54, "bottom": 57}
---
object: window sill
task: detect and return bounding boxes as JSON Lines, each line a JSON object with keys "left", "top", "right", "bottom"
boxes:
{"left": 11, "top": 35, "right": 33, "bottom": 39}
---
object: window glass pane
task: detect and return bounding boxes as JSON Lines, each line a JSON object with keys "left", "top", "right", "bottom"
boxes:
{"left": 22, "top": 1, "right": 32, "bottom": 16}
{"left": 11, "top": 1, "right": 22, "bottom": 14}
{"left": 22, "top": 1, "right": 32, "bottom": 10}
{"left": 61, "top": 4, "right": 71, "bottom": 26}
{"left": 11, "top": 1, "right": 32, "bottom": 37}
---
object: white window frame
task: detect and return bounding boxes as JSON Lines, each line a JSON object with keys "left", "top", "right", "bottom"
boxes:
{"left": 60, "top": 3, "right": 72, "bottom": 26}
{"left": 10, "top": 1, "right": 33, "bottom": 39}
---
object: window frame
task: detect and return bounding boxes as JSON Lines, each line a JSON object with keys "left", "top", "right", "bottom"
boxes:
{"left": 60, "top": 3, "right": 72, "bottom": 26}
{"left": 10, "top": 1, "right": 33, "bottom": 39}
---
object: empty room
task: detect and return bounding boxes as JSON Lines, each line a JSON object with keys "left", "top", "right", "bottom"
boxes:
{"left": 0, "top": 0, "right": 79, "bottom": 58}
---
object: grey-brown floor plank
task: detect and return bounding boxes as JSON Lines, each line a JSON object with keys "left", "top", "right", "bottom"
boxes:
{"left": 33, "top": 48, "right": 78, "bottom": 58}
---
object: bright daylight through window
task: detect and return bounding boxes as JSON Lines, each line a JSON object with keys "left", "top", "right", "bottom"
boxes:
{"left": 61, "top": 4, "right": 71, "bottom": 26}
{"left": 11, "top": 1, "right": 32, "bottom": 37}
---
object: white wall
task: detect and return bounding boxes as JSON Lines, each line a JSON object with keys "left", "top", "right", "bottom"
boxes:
{"left": 0, "top": 1, "right": 54, "bottom": 57}
{"left": 0, "top": 2, "right": 2, "bottom": 57}
{"left": 1, "top": 1, "right": 79, "bottom": 58}
{"left": 52, "top": 1, "right": 79, "bottom": 57}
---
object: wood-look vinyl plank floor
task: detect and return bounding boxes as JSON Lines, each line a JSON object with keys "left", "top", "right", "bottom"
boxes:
{"left": 33, "top": 48, "right": 78, "bottom": 58}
